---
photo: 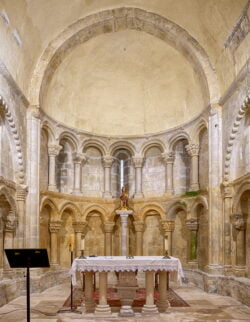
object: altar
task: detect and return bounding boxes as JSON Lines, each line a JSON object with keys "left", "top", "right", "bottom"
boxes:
{"left": 70, "top": 256, "right": 184, "bottom": 316}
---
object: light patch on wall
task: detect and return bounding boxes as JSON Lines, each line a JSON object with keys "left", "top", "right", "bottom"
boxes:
{"left": 12, "top": 29, "right": 22, "bottom": 47}
{"left": 1, "top": 10, "right": 10, "bottom": 25}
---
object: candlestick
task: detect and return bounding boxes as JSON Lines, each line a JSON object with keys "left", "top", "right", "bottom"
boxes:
{"left": 165, "top": 236, "right": 168, "bottom": 252}
{"left": 69, "top": 233, "right": 75, "bottom": 252}
{"left": 80, "top": 238, "right": 85, "bottom": 251}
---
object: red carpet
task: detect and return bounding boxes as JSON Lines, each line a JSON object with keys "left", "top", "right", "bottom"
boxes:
{"left": 63, "top": 287, "right": 189, "bottom": 309}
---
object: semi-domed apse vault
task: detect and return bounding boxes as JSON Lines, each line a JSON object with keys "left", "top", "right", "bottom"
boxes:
{"left": 38, "top": 8, "right": 219, "bottom": 136}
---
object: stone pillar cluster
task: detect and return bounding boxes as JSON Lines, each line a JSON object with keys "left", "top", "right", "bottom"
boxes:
{"left": 72, "top": 153, "right": 87, "bottom": 195}
{"left": 73, "top": 221, "right": 87, "bottom": 257}
{"left": 161, "top": 220, "right": 175, "bottom": 255}
{"left": 186, "top": 218, "right": 199, "bottom": 262}
{"left": 133, "top": 157, "right": 144, "bottom": 198}
{"left": 49, "top": 220, "right": 62, "bottom": 266}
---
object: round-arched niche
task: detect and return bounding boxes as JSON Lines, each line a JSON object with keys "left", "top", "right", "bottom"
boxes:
{"left": 42, "top": 29, "right": 205, "bottom": 136}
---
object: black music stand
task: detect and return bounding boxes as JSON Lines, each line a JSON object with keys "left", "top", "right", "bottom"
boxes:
{"left": 5, "top": 249, "right": 50, "bottom": 322}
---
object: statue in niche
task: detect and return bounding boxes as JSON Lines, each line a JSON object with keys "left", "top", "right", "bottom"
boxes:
{"left": 120, "top": 186, "right": 129, "bottom": 209}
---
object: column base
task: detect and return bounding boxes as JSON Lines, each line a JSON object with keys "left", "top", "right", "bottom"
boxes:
{"left": 142, "top": 304, "right": 159, "bottom": 315}
{"left": 156, "top": 299, "right": 170, "bottom": 313}
{"left": 103, "top": 192, "right": 112, "bottom": 198}
{"left": 85, "top": 299, "right": 96, "bottom": 313}
{"left": 189, "top": 184, "right": 199, "bottom": 191}
{"left": 119, "top": 305, "right": 135, "bottom": 317}
{"left": 95, "top": 304, "right": 111, "bottom": 316}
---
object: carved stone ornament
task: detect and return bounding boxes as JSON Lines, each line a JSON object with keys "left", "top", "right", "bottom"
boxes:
{"left": 16, "top": 185, "right": 28, "bottom": 201}
{"left": 48, "top": 145, "right": 62, "bottom": 157}
{"left": 162, "top": 152, "right": 175, "bottom": 164}
{"left": 102, "top": 155, "right": 114, "bottom": 168}
{"left": 161, "top": 220, "right": 175, "bottom": 232}
{"left": 49, "top": 221, "right": 62, "bottom": 233}
{"left": 231, "top": 214, "right": 246, "bottom": 231}
{"left": 222, "top": 183, "right": 234, "bottom": 199}
{"left": 73, "top": 221, "right": 87, "bottom": 233}
{"left": 72, "top": 152, "right": 87, "bottom": 164}
{"left": 185, "top": 144, "right": 200, "bottom": 157}
{"left": 132, "top": 157, "right": 144, "bottom": 168}
{"left": 186, "top": 218, "right": 199, "bottom": 231}
{"left": 103, "top": 222, "right": 115, "bottom": 233}
{"left": 4, "top": 212, "right": 17, "bottom": 232}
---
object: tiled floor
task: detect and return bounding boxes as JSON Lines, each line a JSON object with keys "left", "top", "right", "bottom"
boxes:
{"left": 0, "top": 283, "right": 249, "bottom": 321}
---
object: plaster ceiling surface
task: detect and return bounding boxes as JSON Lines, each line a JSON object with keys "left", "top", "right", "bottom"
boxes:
{"left": 42, "top": 30, "right": 204, "bottom": 136}
{"left": 0, "top": 0, "right": 247, "bottom": 97}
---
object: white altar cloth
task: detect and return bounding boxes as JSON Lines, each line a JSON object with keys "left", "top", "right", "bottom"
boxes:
{"left": 70, "top": 256, "right": 184, "bottom": 286}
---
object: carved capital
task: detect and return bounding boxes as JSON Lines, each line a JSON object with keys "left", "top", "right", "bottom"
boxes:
{"left": 222, "top": 183, "right": 234, "bottom": 198}
{"left": 161, "top": 152, "right": 175, "bottom": 164}
{"left": 185, "top": 143, "right": 200, "bottom": 157}
{"left": 103, "top": 222, "right": 115, "bottom": 233}
{"left": 73, "top": 221, "right": 87, "bottom": 233}
{"left": 186, "top": 218, "right": 198, "bottom": 231}
{"left": 133, "top": 156, "right": 144, "bottom": 168}
{"left": 134, "top": 221, "right": 145, "bottom": 232}
{"left": 161, "top": 220, "right": 175, "bottom": 233}
{"left": 30, "top": 105, "right": 40, "bottom": 119}
{"left": 231, "top": 214, "right": 246, "bottom": 230}
{"left": 73, "top": 152, "right": 87, "bottom": 164}
{"left": 103, "top": 155, "right": 114, "bottom": 168}
{"left": 48, "top": 145, "right": 62, "bottom": 157}
{"left": 49, "top": 221, "right": 62, "bottom": 233}
{"left": 4, "top": 211, "right": 16, "bottom": 232}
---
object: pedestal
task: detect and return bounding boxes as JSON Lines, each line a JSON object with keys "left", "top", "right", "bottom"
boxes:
{"left": 116, "top": 271, "right": 138, "bottom": 317}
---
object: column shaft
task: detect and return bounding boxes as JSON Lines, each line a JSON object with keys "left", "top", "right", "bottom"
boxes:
{"left": 142, "top": 271, "right": 158, "bottom": 314}
{"left": 156, "top": 271, "right": 169, "bottom": 312}
{"left": 50, "top": 232, "right": 58, "bottom": 265}
{"left": 85, "top": 272, "right": 96, "bottom": 312}
{"left": 73, "top": 162, "right": 81, "bottom": 194}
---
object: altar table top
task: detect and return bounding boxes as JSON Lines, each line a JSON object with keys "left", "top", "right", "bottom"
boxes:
{"left": 70, "top": 256, "right": 184, "bottom": 285}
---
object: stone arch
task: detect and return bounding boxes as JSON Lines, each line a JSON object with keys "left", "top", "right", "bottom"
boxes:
{"left": 41, "top": 121, "right": 56, "bottom": 144}
{"left": 190, "top": 196, "right": 208, "bottom": 215}
{"left": 40, "top": 196, "right": 59, "bottom": 220}
{"left": 82, "top": 139, "right": 107, "bottom": 156}
{"left": 59, "top": 202, "right": 81, "bottom": 221}
{"left": 224, "top": 95, "right": 250, "bottom": 182}
{"left": 139, "top": 203, "right": 165, "bottom": 221}
{"left": 0, "top": 186, "right": 17, "bottom": 213}
{"left": 109, "top": 141, "right": 136, "bottom": 156}
{"left": 141, "top": 139, "right": 166, "bottom": 157}
{"left": 83, "top": 204, "right": 107, "bottom": 222}
{"left": 166, "top": 199, "right": 188, "bottom": 220}
{"left": 0, "top": 95, "right": 25, "bottom": 184}
{"left": 190, "top": 118, "right": 208, "bottom": 143}
{"left": 58, "top": 131, "right": 78, "bottom": 152}
{"left": 168, "top": 131, "right": 190, "bottom": 151}
{"left": 232, "top": 180, "right": 250, "bottom": 214}
{"left": 28, "top": 7, "right": 219, "bottom": 108}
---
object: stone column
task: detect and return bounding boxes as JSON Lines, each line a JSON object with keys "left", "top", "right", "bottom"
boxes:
{"left": 103, "top": 155, "right": 114, "bottom": 198}
{"left": 208, "top": 105, "right": 223, "bottom": 273}
{"left": 73, "top": 221, "right": 87, "bottom": 257}
{"left": 72, "top": 153, "right": 87, "bottom": 195}
{"left": 3, "top": 211, "right": 16, "bottom": 268}
{"left": 161, "top": 220, "right": 175, "bottom": 255}
{"left": 222, "top": 184, "right": 233, "bottom": 271}
{"left": 95, "top": 272, "right": 111, "bottom": 316}
{"left": 231, "top": 214, "right": 246, "bottom": 269}
{"left": 134, "top": 221, "right": 144, "bottom": 256}
{"left": 85, "top": 271, "right": 96, "bottom": 312}
{"left": 103, "top": 222, "right": 115, "bottom": 256}
{"left": 48, "top": 145, "right": 62, "bottom": 191}
{"left": 142, "top": 271, "right": 159, "bottom": 314}
{"left": 186, "top": 218, "right": 199, "bottom": 261}
{"left": 26, "top": 105, "right": 40, "bottom": 248}
{"left": 133, "top": 156, "right": 144, "bottom": 198}
{"left": 116, "top": 209, "right": 133, "bottom": 256}
{"left": 162, "top": 152, "right": 175, "bottom": 195}
{"left": 16, "top": 185, "right": 27, "bottom": 248}
{"left": 49, "top": 221, "right": 61, "bottom": 266}
{"left": 156, "top": 271, "right": 170, "bottom": 312}
{"left": 185, "top": 143, "right": 200, "bottom": 191}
